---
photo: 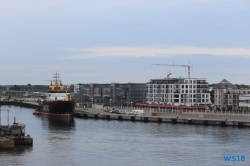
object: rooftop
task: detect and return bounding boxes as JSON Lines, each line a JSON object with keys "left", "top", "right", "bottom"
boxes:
{"left": 214, "top": 79, "right": 238, "bottom": 89}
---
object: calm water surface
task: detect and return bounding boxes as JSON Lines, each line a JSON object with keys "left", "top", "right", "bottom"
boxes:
{"left": 0, "top": 105, "right": 249, "bottom": 166}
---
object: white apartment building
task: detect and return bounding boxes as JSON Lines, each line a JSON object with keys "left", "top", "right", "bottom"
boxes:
{"left": 70, "top": 84, "right": 80, "bottom": 94}
{"left": 146, "top": 77, "right": 211, "bottom": 106}
{"left": 239, "top": 90, "right": 250, "bottom": 111}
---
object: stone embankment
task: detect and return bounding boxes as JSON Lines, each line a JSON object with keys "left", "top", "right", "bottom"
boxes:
{"left": 1, "top": 101, "right": 250, "bottom": 127}
{"left": 74, "top": 108, "right": 250, "bottom": 127}
{"left": 0, "top": 101, "right": 39, "bottom": 108}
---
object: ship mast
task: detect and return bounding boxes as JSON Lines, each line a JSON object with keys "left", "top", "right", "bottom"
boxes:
{"left": 53, "top": 73, "right": 60, "bottom": 87}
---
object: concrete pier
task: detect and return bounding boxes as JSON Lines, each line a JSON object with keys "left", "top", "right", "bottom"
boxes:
{"left": 74, "top": 108, "right": 250, "bottom": 127}
{"left": 0, "top": 101, "right": 39, "bottom": 108}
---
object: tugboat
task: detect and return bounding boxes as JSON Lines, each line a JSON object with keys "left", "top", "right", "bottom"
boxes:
{"left": 33, "top": 73, "right": 75, "bottom": 119}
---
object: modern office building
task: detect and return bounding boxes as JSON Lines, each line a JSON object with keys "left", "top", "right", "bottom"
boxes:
{"left": 70, "top": 84, "right": 80, "bottom": 94}
{"left": 146, "top": 77, "right": 211, "bottom": 106}
{"left": 74, "top": 83, "right": 147, "bottom": 105}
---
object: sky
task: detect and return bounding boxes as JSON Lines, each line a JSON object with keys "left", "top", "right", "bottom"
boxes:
{"left": 1, "top": 0, "right": 250, "bottom": 85}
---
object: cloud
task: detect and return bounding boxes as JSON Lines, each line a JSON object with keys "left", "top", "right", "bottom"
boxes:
{"left": 61, "top": 46, "right": 250, "bottom": 59}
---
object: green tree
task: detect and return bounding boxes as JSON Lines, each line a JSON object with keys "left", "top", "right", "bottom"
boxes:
{"left": 10, "top": 85, "right": 21, "bottom": 91}
{"left": 227, "top": 106, "right": 232, "bottom": 111}
{"left": 210, "top": 90, "right": 214, "bottom": 103}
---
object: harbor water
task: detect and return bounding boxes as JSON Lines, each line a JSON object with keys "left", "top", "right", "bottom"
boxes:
{"left": 0, "top": 105, "right": 250, "bottom": 166}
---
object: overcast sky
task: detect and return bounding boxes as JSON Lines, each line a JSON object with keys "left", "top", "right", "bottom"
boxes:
{"left": 1, "top": 0, "right": 250, "bottom": 85}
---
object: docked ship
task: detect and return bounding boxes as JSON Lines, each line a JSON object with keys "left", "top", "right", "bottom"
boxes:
{"left": 33, "top": 73, "right": 75, "bottom": 119}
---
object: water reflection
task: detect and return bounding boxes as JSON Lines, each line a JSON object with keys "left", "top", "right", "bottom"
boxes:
{"left": 14, "top": 145, "right": 33, "bottom": 154}
{"left": 40, "top": 117, "right": 75, "bottom": 131}
{"left": 0, "top": 145, "right": 33, "bottom": 155}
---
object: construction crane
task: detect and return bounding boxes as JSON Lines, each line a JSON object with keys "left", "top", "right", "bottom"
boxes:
{"left": 152, "top": 63, "right": 192, "bottom": 80}
{"left": 152, "top": 63, "right": 193, "bottom": 106}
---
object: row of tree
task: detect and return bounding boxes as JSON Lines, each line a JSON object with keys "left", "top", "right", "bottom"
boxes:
{"left": 7, "top": 84, "right": 48, "bottom": 92}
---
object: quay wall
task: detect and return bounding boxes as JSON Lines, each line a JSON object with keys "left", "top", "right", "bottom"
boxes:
{"left": 0, "top": 101, "right": 39, "bottom": 108}
{"left": 1, "top": 101, "right": 250, "bottom": 127}
{"left": 74, "top": 108, "right": 250, "bottom": 127}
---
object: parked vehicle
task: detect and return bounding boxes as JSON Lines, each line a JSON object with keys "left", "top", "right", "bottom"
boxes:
{"left": 110, "top": 110, "right": 119, "bottom": 113}
{"left": 132, "top": 110, "right": 145, "bottom": 116}
{"left": 117, "top": 110, "right": 128, "bottom": 114}
{"left": 125, "top": 111, "right": 133, "bottom": 115}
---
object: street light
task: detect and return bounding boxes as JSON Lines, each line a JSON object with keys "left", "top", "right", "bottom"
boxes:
{"left": 91, "top": 97, "right": 93, "bottom": 106}
{"left": 110, "top": 99, "right": 112, "bottom": 108}
{"left": 121, "top": 96, "right": 124, "bottom": 109}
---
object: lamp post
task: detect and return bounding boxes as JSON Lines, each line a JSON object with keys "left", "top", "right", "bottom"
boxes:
{"left": 90, "top": 97, "right": 93, "bottom": 107}
{"left": 121, "top": 96, "right": 124, "bottom": 109}
{"left": 131, "top": 102, "right": 133, "bottom": 110}
{"left": 102, "top": 96, "right": 105, "bottom": 107}
{"left": 121, "top": 97, "right": 122, "bottom": 108}
{"left": 110, "top": 99, "right": 112, "bottom": 108}
{"left": 150, "top": 103, "right": 151, "bottom": 115}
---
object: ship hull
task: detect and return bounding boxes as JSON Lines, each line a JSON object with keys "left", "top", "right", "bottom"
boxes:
{"left": 33, "top": 100, "right": 75, "bottom": 119}
{"left": 33, "top": 111, "right": 74, "bottom": 119}
{"left": 47, "top": 100, "right": 75, "bottom": 114}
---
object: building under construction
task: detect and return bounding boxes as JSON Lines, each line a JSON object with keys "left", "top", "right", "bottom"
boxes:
{"left": 146, "top": 76, "right": 211, "bottom": 106}
{"left": 148, "top": 63, "right": 211, "bottom": 106}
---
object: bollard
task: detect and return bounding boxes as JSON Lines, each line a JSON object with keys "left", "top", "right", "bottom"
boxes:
{"left": 144, "top": 117, "right": 149, "bottom": 122}
{"left": 83, "top": 114, "right": 88, "bottom": 119}
{"left": 118, "top": 116, "right": 122, "bottom": 121}
{"left": 131, "top": 116, "right": 135, "bottom": 122}
{"left": 94, "top": 114, "right": 98, "bottom": 119}
{"left": 172, "top": 119, "right": 177, "bottom": 124}
{"left": 238, "top": 122, "right": 243, "bottom": 127}
{"left": 106, "top": 115, "right": 110, "bottom": 120}
{"left": 221, "top": 121, "right": 226, "bottom": 126}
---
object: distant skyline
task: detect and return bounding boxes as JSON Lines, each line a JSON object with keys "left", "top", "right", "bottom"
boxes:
{"left": 1, "top": 0, "right": 250, "bottom": 85}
